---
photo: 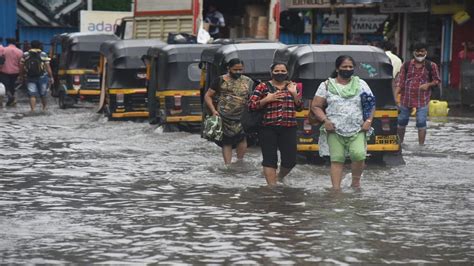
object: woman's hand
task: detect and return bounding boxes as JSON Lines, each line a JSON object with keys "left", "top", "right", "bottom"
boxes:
{"left": 361, "top": 120, "right": 372, "bottom": 131}
{"left": 287, "top": 82, "right": 297, "bottom": 95}
{"left": 324, "top": 119, "right": 336, "bottom": 133}
{"left": 264, "top": 91, "right": 286, "bottom": 103}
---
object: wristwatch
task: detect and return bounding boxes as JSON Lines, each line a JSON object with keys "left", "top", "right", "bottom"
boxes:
{"left": 366, "top": 119, "right": 372, "bottom": 123}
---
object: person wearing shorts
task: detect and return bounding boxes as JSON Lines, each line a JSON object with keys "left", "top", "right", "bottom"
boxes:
{"left": 311, "top": 55, "right": 375, "bottom": 190}
{"left": 18, "top": 40, "right": 54, "bottom": 112}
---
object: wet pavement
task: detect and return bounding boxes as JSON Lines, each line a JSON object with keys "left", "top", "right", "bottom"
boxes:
{"left": 1, "top": 95, "right": 473, "bottom": 264}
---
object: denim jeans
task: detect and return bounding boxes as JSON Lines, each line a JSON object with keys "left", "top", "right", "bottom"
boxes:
{"left": 397, "top": 105, "right": 429, "bottom": 129}
{"left": 27, "top": 75, "right": 49, "bottom": 97}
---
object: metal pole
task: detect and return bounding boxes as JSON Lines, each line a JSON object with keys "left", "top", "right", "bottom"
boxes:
{"left": 88, "top": 0, "right": 92, "bottom": 11}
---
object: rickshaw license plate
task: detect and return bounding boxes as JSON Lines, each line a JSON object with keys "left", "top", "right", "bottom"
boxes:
{"left": 299, "top": 138, "right": 314, "bottom": 143}
{"left": 375, "top": 135, "right": 397, "bottom": 144}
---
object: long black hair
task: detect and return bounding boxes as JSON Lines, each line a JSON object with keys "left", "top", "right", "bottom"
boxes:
{"left": 331, "top": 55, "right": 356, "bottom": 78}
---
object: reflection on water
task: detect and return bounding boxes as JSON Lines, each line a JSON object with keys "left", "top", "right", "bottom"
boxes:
{"left": 1, "top": 102, "right": 473, "bottom": 264}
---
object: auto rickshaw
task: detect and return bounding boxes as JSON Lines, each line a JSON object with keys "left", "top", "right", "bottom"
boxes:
{"left": 97, "top": 39, "right": 165, "bottom": 120}
{"left": 50, "top": 33, "right": 119, "bottom": 108}
{"left": 145, "top": 44, "right": 216, "bottom": 129}
{"left": 199, "top": 42, "right": 287, "bottom": 109}
{"left": 274, "top": 44, "right": 400, "bottom": 163}
{"left": 199, "top": 42, "right": 287, "bottom": 143}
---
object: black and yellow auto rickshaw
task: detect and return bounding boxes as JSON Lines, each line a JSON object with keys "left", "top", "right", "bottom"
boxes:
{"left": 274, "top": 44, "right": 400, "bottom": 162}
{"left": 97, "top": 39, "right": 165, "bottom": 120}
{"left": 199, "top": 42, "right": 287, "bottom": 113}
{"left": 145, "top": 44, "right": 216, "bottom": 129}
{"left": 51, "top": 33, "right": 119, "bottom": 108}
{"left": 199, "top": 42, "right": 287, "bottom": 143}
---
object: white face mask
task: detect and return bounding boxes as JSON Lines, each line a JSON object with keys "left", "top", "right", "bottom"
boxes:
{"left": 413, "top": 52, "right": 426, "bottom": 62}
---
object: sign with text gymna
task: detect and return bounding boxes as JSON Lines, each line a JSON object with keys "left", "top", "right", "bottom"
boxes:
{"left": 80, "top": 10, "right": 132, "bottom": 33}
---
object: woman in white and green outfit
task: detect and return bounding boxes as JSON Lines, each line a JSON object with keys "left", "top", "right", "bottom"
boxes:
{"left": 311, "top": 55, "right": 375, "bottom": 190}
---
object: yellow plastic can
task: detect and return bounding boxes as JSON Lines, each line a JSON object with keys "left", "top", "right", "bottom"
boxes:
{"left": 429, "top": 100, "right": 449, "bottom": 117}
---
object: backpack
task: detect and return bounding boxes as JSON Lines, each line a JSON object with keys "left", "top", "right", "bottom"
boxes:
{"left": 403, "top": 60, "right": 441, "bottom": 100}
{"left": 24, "top": 51, "right": 45, "bottom": 77}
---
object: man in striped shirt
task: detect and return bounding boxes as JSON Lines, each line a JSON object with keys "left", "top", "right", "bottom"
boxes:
{"left": 395, "top": 42, "right": 441, "bottom": 145}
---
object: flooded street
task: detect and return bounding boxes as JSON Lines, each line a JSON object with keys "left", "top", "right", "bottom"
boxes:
{"left": 1, "top": 97, "right": 473, "bottom": 264}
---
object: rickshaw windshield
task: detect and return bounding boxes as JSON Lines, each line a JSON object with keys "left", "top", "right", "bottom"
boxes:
{"left": 108, "top": 69, "right": 147, "bottom": 89}
{"left": 62, "top": 51, "right": 100, "bottom": 69}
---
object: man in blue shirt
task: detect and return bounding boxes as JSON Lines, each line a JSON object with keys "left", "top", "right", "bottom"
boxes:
{"left": 204, "top": 4, "right": 225, "bottom": 39}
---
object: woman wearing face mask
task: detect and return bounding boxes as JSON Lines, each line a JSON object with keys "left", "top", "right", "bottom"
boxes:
{"left": 204, "top": 58, "right": 254, "bottom": 165}
{"left": 248, "top": 63, "right": 302, "bottom": 186}
{"left": 310, "top": 55, "right": 375, "bottom": 191}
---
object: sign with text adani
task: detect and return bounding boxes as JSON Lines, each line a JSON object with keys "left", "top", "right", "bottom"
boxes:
{"left": 80, "top": 11, "right": 132, "bottom": 33}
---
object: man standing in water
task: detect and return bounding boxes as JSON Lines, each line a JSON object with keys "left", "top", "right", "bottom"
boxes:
{"left": 395, "top": 42, "right": 440, "bottom": 145}
{"left": 0, "top": 38, "right": 24, "bottom": 107}
{"left": 18, "top": 40, "right": 54, "bottom": 112}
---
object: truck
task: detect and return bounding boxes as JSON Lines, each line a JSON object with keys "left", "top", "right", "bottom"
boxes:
{"left": 114, "top": 0, "right": 281, "bottom": 41}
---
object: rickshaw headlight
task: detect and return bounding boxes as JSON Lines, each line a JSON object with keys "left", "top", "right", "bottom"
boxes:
{"left": 174, "top": 95, "right": 182, "bottom": 108}
{"left": 73, "top": 75, "right": 81, "bottom": 85}
{"left": 303, "top": 119, "right": 312, "bottom": 133}
{"left": 381, "top": 115, "right": 390, "bottom": 132}
{"left": 116, "top": 93, "right": 124, "bottom": 104}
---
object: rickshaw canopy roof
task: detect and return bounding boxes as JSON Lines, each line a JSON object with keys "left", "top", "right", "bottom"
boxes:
{"left": 148, "top": 44, "right": 217, "bottom": 90}
{"left": 202, "top": 42, "right": 286, "bottom": 74}
{"left": 63, "top": 33, "right": 119, "bottom": 52}
{"left": 147, "top": 44, "right": 217, "bottom": 63}
{"left": 274, "top": 44, "right": 393, "bottom": 80}
{"left": 100, "top": 39, "right": 165, "bottom": 69}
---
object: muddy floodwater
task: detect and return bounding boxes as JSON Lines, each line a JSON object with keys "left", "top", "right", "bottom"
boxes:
{"left": 1, "top": 99, "right": 473, "bottom": 264}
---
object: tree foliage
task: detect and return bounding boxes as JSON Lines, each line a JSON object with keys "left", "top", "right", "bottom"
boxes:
{"left": 92, "top": 0, "right": 132, "bottom": 11}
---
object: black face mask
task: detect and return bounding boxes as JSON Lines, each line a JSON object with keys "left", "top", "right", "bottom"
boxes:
{"left": 229, "top": 72, "right": 242, "bottom": 79}
{"left": 338, "top": 69, "right": 354, "bottom": 79}
{"left": 272, "top": 73, "right": 288, "bottom": 82}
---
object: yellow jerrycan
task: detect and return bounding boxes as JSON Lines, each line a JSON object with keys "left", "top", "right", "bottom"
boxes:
{"left": 429, "top": 100, "right": 449, "bottom": 117}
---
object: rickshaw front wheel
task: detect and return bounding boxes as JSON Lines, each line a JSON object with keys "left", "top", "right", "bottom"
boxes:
{"left": 58, "top": 91, "right": 67, "bottom": 109}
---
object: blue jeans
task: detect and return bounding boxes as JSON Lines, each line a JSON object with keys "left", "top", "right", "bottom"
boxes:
{"left": 27, "top": 75, "right": 49, "bottom": 97}
{"left": 397, "top": 105, "right": 428, "bottom": 129}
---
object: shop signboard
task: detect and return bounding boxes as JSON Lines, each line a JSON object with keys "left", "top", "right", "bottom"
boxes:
{"left": 321, "top": 14, "right": 345, "bottom": 34}
{"left": 80, "top": 11, "right": 132, "bottom": 33}
{"left": 351, "top": 14, "right": 387, "bottom": 33}
{"left": 287, "top": 0, "right": 379, "bottom": 8}
{"left": 380, "top": 0, "right": 429, "bottom": 13}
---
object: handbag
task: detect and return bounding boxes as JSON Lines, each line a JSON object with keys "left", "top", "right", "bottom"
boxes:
{"left": 203, "top": 115, "right": 223, "bottom": 141}
{"left": 360, "top": 91, "right": 376, "bottom": 120}
{"left": 241, "top": 106, "right": 264, "bottom": 133}
{"left": 241, "top": 81, "right": 275, "bottom": 133}
{"left": 308, "top": 80, "right": 329, "bottom": 126}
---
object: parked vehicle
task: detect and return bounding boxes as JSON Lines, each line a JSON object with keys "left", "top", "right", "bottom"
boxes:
{"left": 274, "top": 44, "right": 400, "bottom": 162}
{"left": 98, "top": 39, "right": 165, "bottom": 120}
{"left": 145, "top": 44, "right": 216, "bottom": 129}
{"left": 200, "top": 42, "right": 286, "bottom": 115}
{"left": 199, "top": 42, "right": 286, "bottom": 144}
{"left": 114, "top": 0, "right": 280, "bottom": 41}
{"left": 50, "top": 32, "right": 119, "bottom": 108}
